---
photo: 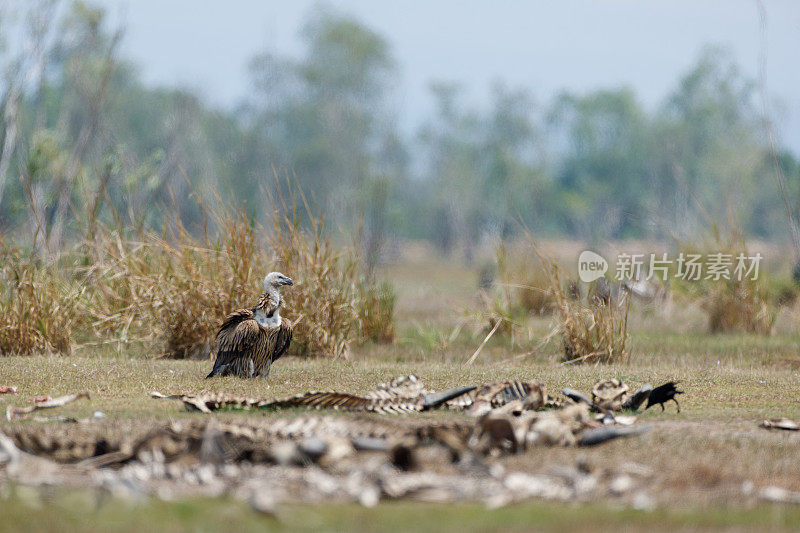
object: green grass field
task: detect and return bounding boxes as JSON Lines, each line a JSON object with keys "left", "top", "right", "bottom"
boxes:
{"left": 2, "top": 257, "right": 800, "bottom": 531}
{"left": 3, "top": 491, "right": 800, "bottom": 533}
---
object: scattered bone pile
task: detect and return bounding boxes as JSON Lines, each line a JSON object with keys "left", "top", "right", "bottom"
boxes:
{"left": 151, "top": 375, "right": 550, "bottom": 415}
{"left": 5, "top": 391, "right": 92, "bottom": 422}
{"left": 760, "top": 418, "right": 800, "bottom": 431}
{"left": 0, "top": 375, "right": 673, "bottom": 507}
{"left": 149, "top": 375, "right": 659, "bottom": 418}
{"left": 0, "top": 413, "right": 653, "bottom": 508}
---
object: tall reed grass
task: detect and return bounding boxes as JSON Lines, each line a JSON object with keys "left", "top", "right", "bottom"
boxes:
{"left": 0, "top": 240, "right": 79, "bottom": 355}
{"left": 531, "top": 242, "right": 630, "bottom": 364}
{"left": 475, "top": 240, "right": 628, "bottom": 363}
{"left": 477, "top": 243, "right": 555, "bottom": 340}
{"left": 1, "top": 178, "right": 395, "bottom": 359}
{"left": 689, "top": 225, "right": 776, "bottom": 335}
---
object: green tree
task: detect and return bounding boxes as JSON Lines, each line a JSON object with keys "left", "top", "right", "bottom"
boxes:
{"left": 247, "top": 7, "right": 402, "bottom": 233}
{"left": 419, "top": 82, "right": 545, "bottom": 257}
{"left": 548, "top": 87, "right": 649, "bottom": 241}
{"left": 654, "top": 46, "right": 763, "bottom": 238}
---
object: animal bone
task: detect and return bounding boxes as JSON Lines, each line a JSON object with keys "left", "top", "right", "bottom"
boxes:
{"left": 6, "top": 391, "right": 90, "bottom": 421}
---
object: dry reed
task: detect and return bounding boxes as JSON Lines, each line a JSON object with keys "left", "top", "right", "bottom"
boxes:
{"left": 0, "top": 241, "right": 79, "bottom": 356}
{"left": 476, "top": 244, "right": 554, "bottom": 342}
{"left": 693, "top": 226, "right": 776, "bottom": 335}
{"left": 3, "top": 176, "right": 395, "bottom": 359}
{"left": 531, "top": 242, "right": 630, "bottom": 364}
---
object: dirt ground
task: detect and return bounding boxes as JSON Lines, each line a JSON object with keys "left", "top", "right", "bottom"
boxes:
{"left": 2, "top": 254, "right": 800, "bottom": 531}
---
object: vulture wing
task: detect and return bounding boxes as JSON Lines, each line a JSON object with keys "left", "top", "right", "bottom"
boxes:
{"left": 267, "top": 317, "right": 293, "bottom": 363}
{"left": 206, "top": 309, "right": 263, "bottom": 378}
{"left": 254, "top": 317, "right": 293, "bottom": 379}
{"left": 242, "top": 316, "right": 293, "bottom": 379}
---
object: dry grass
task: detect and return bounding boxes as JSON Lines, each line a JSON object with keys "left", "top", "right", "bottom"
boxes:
{"left": 2, "top": 178, "right": 395, "bottom": 359}
{"left": 472, "top": 242, "right": 628, "bottom": 362}
{"left": 476, "top": 245, "right": 515, "bottom": 337}
{"left": 3, "top": 251, "right": 800, "bottom": 527}
{"left": 494, "top": 243, "right": 555, "bottom": 316}
{"left": 531, "top": 243, "right": 629, "bottom": 364}
{"left": 475, "top": 244, "right": 554, "bottom": 344}
{"left": 0, "top": 241, "right": 78, "bottom": 356}
{"left": 702, "top": 280, "right": 776, "bottom": 335}
{"left": 515, "top": 269, "right": 556, "bottom": 316}
{"left": 358, "top": 281, "right": 396, "bottom": 343}
{"left": 689, "top": 225, "right": 776, "bottom": 335}
{"left": 81, "top": 199, "right": 263, "bottom": 358}
{"left": 264, "top": 185, "right": 395, "bottom": 357}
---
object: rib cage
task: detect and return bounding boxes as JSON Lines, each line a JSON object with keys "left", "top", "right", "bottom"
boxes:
{"left": 154, "top": 376, "right": 547, "bottom": 415}
{"left": 445, "top": 380, "right": 545, "bottom": 410}
{"left": 366, "top": 374, "right": 427, "bottom": 400}
{"left": 6, "top": 377, "right": 653, "bottom": 466}
{"left": 268, "top": 391, "right": 427, "bottom": 414}
{"left": 3, "top": 415, "right": 473, "bottom": 465}
{"left": 174, "top": 390, "right": 435, "bottom": 415}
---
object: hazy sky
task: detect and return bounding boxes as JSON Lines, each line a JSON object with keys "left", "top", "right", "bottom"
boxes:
{"left": 96, "top": 1, "right": 800, "bottom": 152}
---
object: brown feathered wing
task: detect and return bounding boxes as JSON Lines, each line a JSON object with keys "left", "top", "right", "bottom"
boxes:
{"left": 206, "top": 309, "right": 292, "bottom": 379}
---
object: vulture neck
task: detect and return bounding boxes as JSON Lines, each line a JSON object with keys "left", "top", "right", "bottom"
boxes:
{"left": 254, "top": 285, "right": 282, "bottom": 328}
{"left": 264, "top": 284, "right": 282, "bottom": 306}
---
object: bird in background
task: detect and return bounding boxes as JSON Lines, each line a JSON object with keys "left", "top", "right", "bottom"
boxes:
{"left": 645, "top": 381, "right": 683, "bottom": 412}
{"left": 206, "top": 272, "right": 294, "bottom": 380}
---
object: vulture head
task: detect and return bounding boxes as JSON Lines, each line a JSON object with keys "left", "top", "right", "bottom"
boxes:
{"left": 264, "top": 272, "right": 294, "bottom": 291}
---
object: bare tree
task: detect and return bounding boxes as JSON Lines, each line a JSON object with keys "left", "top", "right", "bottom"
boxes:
{"left": 756, "top": 0, "right": 800, "bottom": 263}
{"left": 0, "top": 1, "right": 61, "bottom": 211}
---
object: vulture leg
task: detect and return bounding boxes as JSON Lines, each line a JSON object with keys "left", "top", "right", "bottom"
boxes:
{"left": 206, "top": 363, "right": 229, "bottom": 379}
{"left": 660, "top": 403, "right": 665, "bottom": 412}
{"left": 259, "top": 359, "right": 273, "bottom": 381}
{"left": 673, "top": 398, "right": 681, "bottom": 413}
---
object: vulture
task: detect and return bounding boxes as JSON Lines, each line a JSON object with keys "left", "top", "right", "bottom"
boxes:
{"left": 206, "top": 272, "right": 294, "bottom": 379}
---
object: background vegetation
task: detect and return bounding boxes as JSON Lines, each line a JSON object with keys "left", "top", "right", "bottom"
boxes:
{"left": 0, "top": 1, "right": 798, "bottom": 360}
{"left": 1, "top": 1, "right": 798, "bottom": 261}
{"left": 3, "top": 6, "right": 800, "bottom": 529}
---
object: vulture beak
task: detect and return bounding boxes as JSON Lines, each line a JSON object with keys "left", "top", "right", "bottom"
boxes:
{"left": 283, "top": 277, "right": 294, "bottom": 286}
